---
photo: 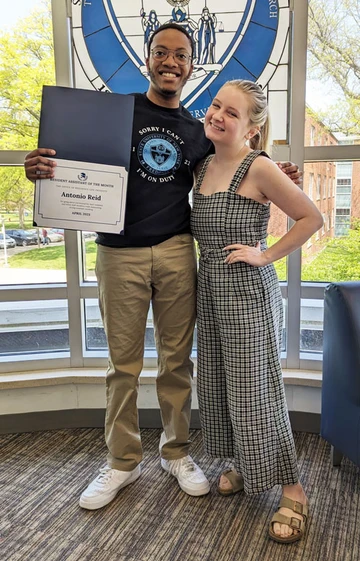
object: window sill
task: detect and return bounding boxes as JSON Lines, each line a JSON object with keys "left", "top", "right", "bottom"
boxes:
{"left": 0, "top": 368, "right": 322, "bottom": 390}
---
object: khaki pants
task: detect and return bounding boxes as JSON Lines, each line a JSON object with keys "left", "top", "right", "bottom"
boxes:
{"left": 96, "top": 234, "right": 197, "bottom": 471}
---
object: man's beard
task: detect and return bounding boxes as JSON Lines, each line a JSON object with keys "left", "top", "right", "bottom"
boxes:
{"left": 158, "top": 87, "right": 177, "bottom": 97}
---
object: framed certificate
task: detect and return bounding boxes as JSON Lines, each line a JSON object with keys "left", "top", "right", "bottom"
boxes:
{"left": 33, "top": 85, "right": 134, "bottom": 234}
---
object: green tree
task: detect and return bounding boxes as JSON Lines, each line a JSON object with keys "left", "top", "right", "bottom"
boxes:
{"left": 0, "top": 0, "right": 55, "bottom": 225}
{"left": 308, "top": 0, "right": 360, "bottom": 135}
{"left": 0, "top": 0, "right": 55, "bottom": 148}
{"left": 0, "top": 168, "right": 34, "bottom": 228}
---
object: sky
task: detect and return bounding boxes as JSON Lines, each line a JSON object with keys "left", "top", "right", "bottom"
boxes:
{"left": 0, "top": 0, "right": 37, "bottom": 32}
{"left": 306, "top": 80, "right": 343, "bottom": 112}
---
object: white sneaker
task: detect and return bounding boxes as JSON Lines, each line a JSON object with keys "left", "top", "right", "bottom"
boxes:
{"left": 79, "top": 464, "right": 141, "bottom": 510}
{"left": 161, "top": 455, "right": 210, "bottom": 496}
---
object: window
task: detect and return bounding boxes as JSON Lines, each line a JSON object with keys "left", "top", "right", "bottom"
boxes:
{"left": 337, "top": 162, "right": 353, "bottom": 177}
{"left": 267, "top": 205, "right": 287, "bottom": 282}
{"left": 0, "top": 168, "right": 66, "bottom": 286}
{"left": 81, "top": 232, "right": 97, "bottom": 282}
{"left": 301, "top": 161, "right": 358, "bottom": 283}
{"left": 1, "top": 0, "right": 360, "bottom": 375}
{"left": 336, "top": 195, "right": 351, "bottom": 208}
{"left": 308, "top": 173, "right": 314, "bottom": 200}
{"left": 0, "top": 300, "right": 69, "bottom": 356}
{"left": 316, "top": 175, "right": 321, "bottom": 200}
{"left": 310, "top": 125, "right": 316, "bottom": 146}
{"left": 334, "top": 160, "right": 353, "bottom": 236}
{"left": 335, "top": 208, "right": 352, "bottom": 237}
{"left": 321, "top": 214, "right": 326, "bottom": 235}
{"left": 0, "top": 1, "right": 55, "bottom": 151}
{"left": 300, "top": 299, "right": 324, "bottom": 354}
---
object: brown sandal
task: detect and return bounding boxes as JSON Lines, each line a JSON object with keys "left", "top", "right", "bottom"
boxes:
{"left": 217, "top": 469, "right": 244, "bottom": 496}
{"left": 269, "top": 496, "right": 309, "bottom": 544}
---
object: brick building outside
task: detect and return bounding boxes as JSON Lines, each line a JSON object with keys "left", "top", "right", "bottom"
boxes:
{"left": 268, "top": 109, "right": 360, "bottom": 258}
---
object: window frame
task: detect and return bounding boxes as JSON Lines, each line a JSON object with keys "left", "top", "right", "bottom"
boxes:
{"left": 1, "top": 0, "right": 360, "bottom": 374}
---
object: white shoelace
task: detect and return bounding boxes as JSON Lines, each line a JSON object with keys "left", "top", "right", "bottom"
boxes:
{"left": 95, "top": 466, "right": 113, "bottom": 484}
{"left": 169, "top": 457, "right": 197, "bottom": 476}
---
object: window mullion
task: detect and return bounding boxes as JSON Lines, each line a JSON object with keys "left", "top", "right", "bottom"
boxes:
{"left": 64, "top": 230, "right": 85, "bottom": 367}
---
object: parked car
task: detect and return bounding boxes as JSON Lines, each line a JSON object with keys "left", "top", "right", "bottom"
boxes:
{"left": 48, "top": 229, "right": 64, "bottom": 243}
{"left": 40, "top": 229, "right": 64, "bottom": 243}
{"left": 82, "top": 231, "right": 96, "bottom": 239}
{"left": 0, "top": 233, "right": 16, "bottom": 249}
{"left": 6, "top": 229, "right": 39, "bottom": 246}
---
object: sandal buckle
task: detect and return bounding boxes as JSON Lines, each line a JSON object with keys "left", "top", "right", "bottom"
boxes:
{"left": 290, "top": 517, "right": 301, "bottom": 530}
{"left": 292, "top": 501, "right": 303, "bottom": 514}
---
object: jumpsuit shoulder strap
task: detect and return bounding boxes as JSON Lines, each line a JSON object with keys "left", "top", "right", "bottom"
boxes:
{"left": 228, "top": 150, "right": 270, "bottom": 194}
{"left": 194, "top": 155, "right": 213, "bottom": 194}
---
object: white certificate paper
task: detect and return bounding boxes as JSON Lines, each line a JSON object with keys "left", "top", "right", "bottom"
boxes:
{"left": 34, "top": 159, "right": 127, "bottom": 234}
{"left": 33, "top": 85, "right": 134, "bottom": 234}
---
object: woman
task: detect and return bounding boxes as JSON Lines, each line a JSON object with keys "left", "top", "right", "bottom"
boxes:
{"left": 190, "top": 80, "right": 323, "bottom": 543}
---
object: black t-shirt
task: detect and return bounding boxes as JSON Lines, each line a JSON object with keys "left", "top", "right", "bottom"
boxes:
{"left": 96, "top": 93, "right": 213, "bottom": 248}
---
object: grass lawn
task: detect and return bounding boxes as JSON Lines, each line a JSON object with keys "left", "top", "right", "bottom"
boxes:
{"left": 8, "top": 240, "right": 97, "bottom": 271}
{"left": 8, "top": 237, "right": 287, "bottom": 278}
{"left": 6, "top": 232, "right": 359, "bottom": 283}
{"left": 302, "top": 230, "right": 360, "bottom": 281}
{"left": 1, "top": 213, "right": 33, "bottom": 230}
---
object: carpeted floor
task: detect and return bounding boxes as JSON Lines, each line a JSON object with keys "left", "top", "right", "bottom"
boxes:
{"left": 0, "top": 428, "right": 359, "bottom": 561}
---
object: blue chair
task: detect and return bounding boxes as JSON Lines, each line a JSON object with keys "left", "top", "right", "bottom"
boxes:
{"left": 321, "top": 281, "right": 360, "bottom": 467}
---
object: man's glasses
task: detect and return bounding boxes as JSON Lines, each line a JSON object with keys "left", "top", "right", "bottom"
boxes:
{"left": 150, "top": 48, "right": 192, "bottom": 65}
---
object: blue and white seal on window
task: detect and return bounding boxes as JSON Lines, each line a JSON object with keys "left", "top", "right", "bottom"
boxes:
{"left": 71, "top": 1, "right": 290, "bottom": 139}
{"left": 138, "top": 134, "right": 182, "bottom": 175}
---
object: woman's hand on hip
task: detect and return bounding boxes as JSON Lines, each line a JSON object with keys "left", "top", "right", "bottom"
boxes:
{"left": 223, "top": 243, "right": 270, "bottom": 267}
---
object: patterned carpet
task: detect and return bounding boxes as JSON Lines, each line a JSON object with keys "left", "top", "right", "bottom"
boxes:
{"left": 0, "top": 428, "right": 359, "bottom": 561}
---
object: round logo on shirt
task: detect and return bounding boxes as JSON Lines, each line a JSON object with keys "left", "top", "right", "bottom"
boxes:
{"left": 138, "top": 134, "right": 182, "bottom": 175}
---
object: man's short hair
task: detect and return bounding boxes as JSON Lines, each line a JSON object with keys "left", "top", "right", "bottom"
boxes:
{"left": 147, "top": 23, "right": 195, "bottom": 59}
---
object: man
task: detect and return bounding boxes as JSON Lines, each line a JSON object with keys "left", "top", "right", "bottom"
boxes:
{"left": 24, "top": 23, "right": 302, "bottom": 510}
{"left": 42, "top": 228, "right": 49, "bottom": 246}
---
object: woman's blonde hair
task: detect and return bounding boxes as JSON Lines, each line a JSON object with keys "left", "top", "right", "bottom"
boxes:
{"left": 222, "top": 79, "right": 270, "bottom": 152}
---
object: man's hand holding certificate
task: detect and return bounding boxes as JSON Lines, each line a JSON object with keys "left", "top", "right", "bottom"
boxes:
{"left": 32, "top": 86, "right": 135, "bottom": 234}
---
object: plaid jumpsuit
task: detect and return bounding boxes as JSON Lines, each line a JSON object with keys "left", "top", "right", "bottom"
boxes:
{"left": 191, "top": 151, "right": 299, "bottom": 494}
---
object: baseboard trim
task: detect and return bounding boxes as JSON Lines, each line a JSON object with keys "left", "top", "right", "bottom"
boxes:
{"left": 0, "top": 409, "right": 320, "bottom": 435}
